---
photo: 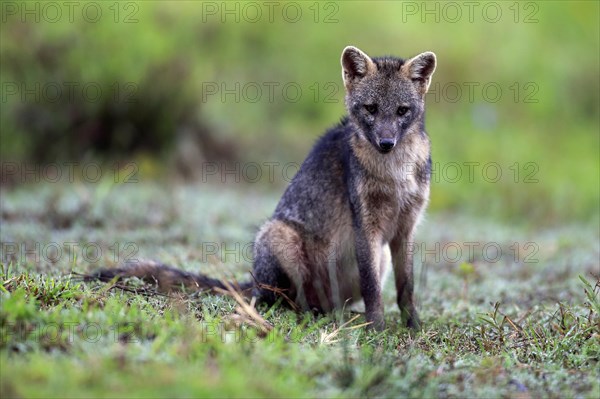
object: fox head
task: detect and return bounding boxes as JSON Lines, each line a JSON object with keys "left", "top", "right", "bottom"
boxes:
{"left": 341, "top": 46, "right": 436, "bottom": 154}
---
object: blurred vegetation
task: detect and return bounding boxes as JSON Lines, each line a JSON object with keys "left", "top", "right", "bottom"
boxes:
{"left": 1, "top": 1, "right": 598, "bottom": 223}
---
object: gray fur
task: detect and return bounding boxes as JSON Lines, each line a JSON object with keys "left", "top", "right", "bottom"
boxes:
{"left": 253, "top": 46, "right": 436, "bottom": 330}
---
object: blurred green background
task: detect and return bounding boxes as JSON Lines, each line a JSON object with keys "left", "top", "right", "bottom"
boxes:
{"left": 1, "top": 1, "right": 598, "bottom": 224}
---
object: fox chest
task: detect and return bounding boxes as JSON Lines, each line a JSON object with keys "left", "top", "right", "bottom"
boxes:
{"left": 358, "top": 170, "right": 428, "bottom": 241}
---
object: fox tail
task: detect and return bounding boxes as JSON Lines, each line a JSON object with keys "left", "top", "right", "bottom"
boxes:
{"left": 83, "top": 260, "right": 253, "bottom": 294}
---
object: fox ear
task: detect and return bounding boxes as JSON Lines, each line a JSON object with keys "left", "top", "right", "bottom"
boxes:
{"left": 341, "top": 46, "right": 375, "bottom": 88}
{"left": 403, "top": 51, "right": 437, "bottom": 93}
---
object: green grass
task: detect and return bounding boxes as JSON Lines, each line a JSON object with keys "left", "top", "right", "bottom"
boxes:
{"left": 1, "top": 182, "right": 599, "bottom": 398}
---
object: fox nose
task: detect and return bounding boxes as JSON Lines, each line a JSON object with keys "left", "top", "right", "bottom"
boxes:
{"left": 378, "top": 138, "right": 395, "bottom": 152}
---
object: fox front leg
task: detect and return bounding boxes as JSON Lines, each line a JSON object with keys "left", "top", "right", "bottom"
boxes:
{"left": 353, "top": 228, "right": 386, "bottom": 331}
{"left": 390, "top": 222, "right": 421, "bottom": 330}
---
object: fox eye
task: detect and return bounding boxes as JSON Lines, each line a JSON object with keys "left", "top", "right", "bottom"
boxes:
{"left": 397, "top": 106, "right": 410, "bottom": 116}
{"left": 364, "top": 104, "right": 378, "bottom": 115}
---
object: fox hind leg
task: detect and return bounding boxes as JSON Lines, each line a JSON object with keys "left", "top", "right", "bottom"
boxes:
{"left": 252, "top": 234, "right": 291, "bottom": 305}
{"left": 253, "top": 220, "right": 327, "bottom": 311}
